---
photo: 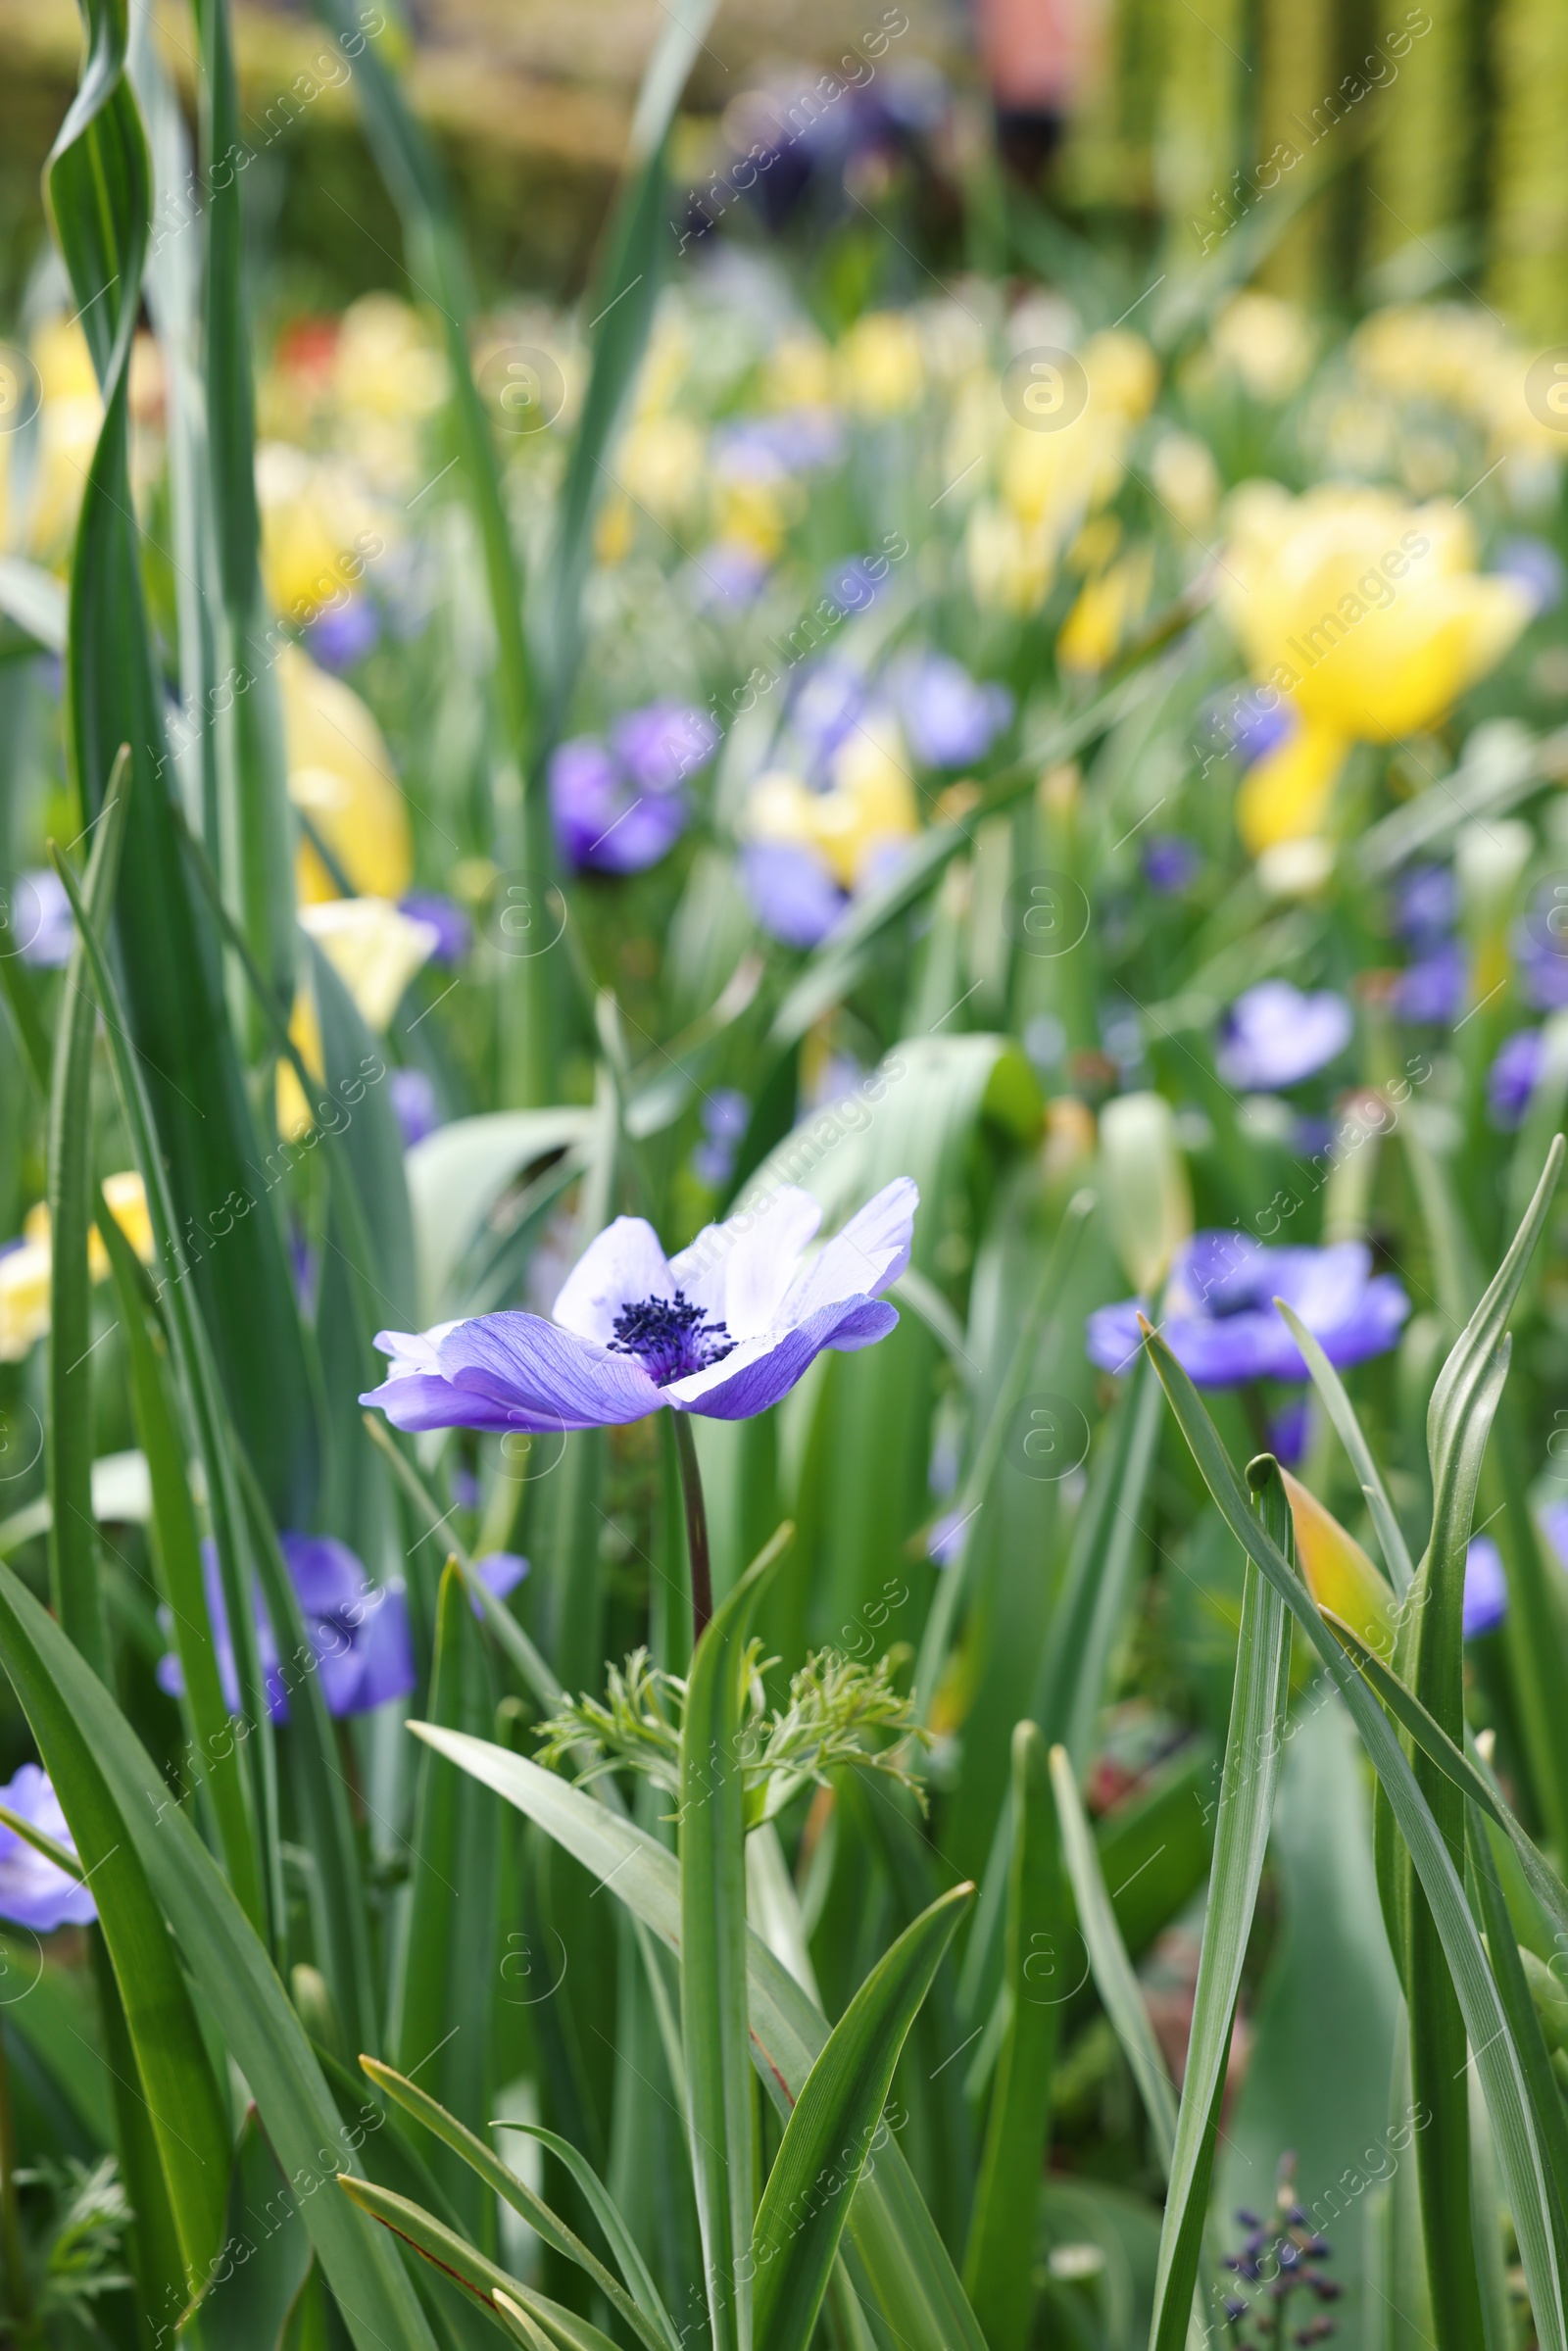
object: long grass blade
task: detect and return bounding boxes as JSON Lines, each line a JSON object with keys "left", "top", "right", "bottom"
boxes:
{"left": 46, "top": 749, "right": 130, "bottom": 1678}
{"left": 962, "top": 1723, "right": 1062, "bottom": 2351}
{"left": 680, "top": 1542, "right": 786, "bottom": 2351}
{"left": 753, "top": 1884, "right": 971, "bottom": 2351}
{"left": 1141, "top": 1323, "right": 1568, "bottom": 2351}
{"left": 1049, "top": 1742, "right": 1178, "bottom": 2169}
{"left": 1147, "top": 1460, "right": 1293, "bottom": 2351}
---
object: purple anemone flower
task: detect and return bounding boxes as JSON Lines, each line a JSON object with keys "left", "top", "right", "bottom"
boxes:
{"left": 891, "top": 653, "right": 1013, "bottom": 768}
{"left": 1085, "top": 1231, "right": 1410, "bottom": 1388}
{"left": 307, "top": 596, "right": 381, "bottom": 671}
{"left": 740, "top": 841, "right": 847, "bottom": 950}
{"left": 550, "top": 733, "right": 689, "bottom": 876}
{"left": 691, "top": 544, "right": 769, "bottom": 610}
{"left": 1493, "top": 536, "right": 1565, "bottom": 615}
{"left": 1392, "top": 940, "right": 1465, "bottom": 1026}
{"left": 1391, "top": 863, "right": 1457, "bottom": 944}
{"left": 1216, "top": 981, "right": 1353, "bottom": 1091}
{"left": 390, "top": 1067, "right": 441, "bottom": 1150}
{"left": 361, "top": 1178, "right": 916, "bottom": 1433}
{"left": 612, "top": 704, "right": 719, "bottom": 796}
{"left": 474, "top": 1551, "right": 528, "bottom": 1613}
{"left": 156, "top": 1536, "right": 416, "bottom": 1720}
{"left": 0, "top": 1765, "right": 96, "bottom": 1934}
{"left": 399, "top": 893, "right": 471, "bottom": 966}
{"left": 1517, "top": 885, "right": 1568, "bottom": 1011}
{"left": 1144, "top": 835, "right": 1201, "bottom": 895}
{"left": 1489, "top": 1029, "right": 1545, "bottom": 1129}
{"left": 1463, "top": 1535, "right": 1507, "bottom": 1639}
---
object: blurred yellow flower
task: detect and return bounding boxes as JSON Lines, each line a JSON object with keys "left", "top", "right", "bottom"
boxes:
{"left": 712, "top": 472, "right": 798, "bottom": 560}
{"left": 1080, "top": 329, "right": 1159, "bottom": 421}
{"left": 1150, "top": 431, "right": 1220, "bottom": 532}
{"left": 745, "top": 720, "right": 919, "bottom": 892}
{"left": 3, "top": 1172, "right": 156, "bottom": 1357}
{"left": 764, "top": 334, "right": 835, "bottom": 410}
{"left": 1210, "top": 294, "right": 1315, "bottom": 403}
{"left": 615, "top": 414, "right": 706, "bottom": 525}
{"left": 1221, "top": 483, "right": 1532, "bottom": 850}
{"left": 277, "top": 644, "right": 413, "bottom": 903}
{"left": 838, "top": 312, "right": 925, "bottom": 417}
{"left": 22, "top": 317, "right": 103, "bottom": 564}
{"left": 0, "top": 1242, "right": 51, "bottom": 1362}
{"left": 965, "top": 502, "right": 1055, "bottom": 615}
{"left": 333, "top": 294, "right": 448, "bottom": 422}
{"left": 278, "top": 900, "right": 437, "bottom": 1140}
{"left": 1057, "top": 547, "right": 1153, "bottom": 676}
{"left": 256, "top": 443, "right": 382, "bottom": 620}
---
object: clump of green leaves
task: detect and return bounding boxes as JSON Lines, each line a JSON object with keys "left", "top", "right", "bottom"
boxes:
{"left": 13, "top": 2154, "right": 133, "bottom": 2336}
{"left": 536, "top": 1642, "right": 929, "bottom": 1829}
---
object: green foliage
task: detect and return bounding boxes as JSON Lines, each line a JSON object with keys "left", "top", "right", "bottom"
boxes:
{"left": 535, "top": 1641, "right": 929, "bottom": 1829}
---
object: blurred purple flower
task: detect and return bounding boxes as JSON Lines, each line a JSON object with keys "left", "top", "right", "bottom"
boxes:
{"left": 306, "top": 596, "right": 381, "bottom": 671}
{"left": 156, "top": 1536, "right": 416, "bottom": 1720}
{"left": 0, "top": 1764, "right": 96, "bottom": 1933}
{"left": 1517, "top": 884, "right": 1568, "bottom": 1010}
{"left": 891, "top": 652, "right": 1012, "bottom": 768}
{"left": 1463, "top": 1535, "right": 1507, "bottom": 1639}
{"left": 399, "top": 893, "right": 470, "bottom": 966}
{"left": 391, "top": 1067, "right": 441, "bottom": 1149}
{"left": 1268, "top": 1396, "right": 1310, "bottom": 1468}
{"left": 612, "top": 704, "right": 719, "bottom": 795}
{"left": 1144, "top": 835, "right": 1200, "bottom": 894}
{"left": 691, "top": 544, "right": 769, "bottom": 609}
{"left": 1392, "top": 940, "right": 1466, "bottom": 1025}
{"left": 471, "top": 1551, "right": 528, "bottom": 1615}
{"left": 823, "top": 556, "right": 889, "bottom": 616}
{"left": 691, "top": 1088, "right": 751, "bottom": 1191}
{"left": 713, "top": 410, "right": 844, "bottom": 478}
{"left": 1392, "top": 863, "right": 1458, "bottom": 944}
{"left": 1493, "top": 536, "right": 1565, "bottom": 615}
{"left": 11, "top": 869, "right": 74, "bottom": 968}
{"left": 789, "top": 662, "right": 865, "bottom": 764}
{"left": 1217, "top": 693, "right": 1293, "bottom": 768}
{"left": 741, "top": 841, "right": 846, "bottom": 949}
{"left": 1086, "top": 1232, "right": 1409, "bottom": 1388}
{"left": 1216, "top": 981, "right": 1353, "bottom": 1091}
{"left": 1489, "top": 1029, "right": 1545, "bottom": 1129}
{"left": 550, "top": 736, "right": 689, "bottom": 875}
{"left": 362, "top": 1180, "right": 915, "bottom": 1432}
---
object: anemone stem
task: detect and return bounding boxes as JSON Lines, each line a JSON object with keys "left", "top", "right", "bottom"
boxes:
{"left": 673, "top": 1413, "right": 713, "bottom": 1646}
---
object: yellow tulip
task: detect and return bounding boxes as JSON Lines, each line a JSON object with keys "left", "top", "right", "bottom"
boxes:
{"left": 277, "top": 644, "right": 414, "bottom": 904}
{"left": 1221, "top": 484, "right": 1533, "bottom": 849}
{"left": 278, "top": 900, "right": 437, "bottom": 1139}
{"left": 964, "top": 502, "right": 1055, "bottom": 616}
{"left": 1236, "top": 721, "right": 1352, "bottom": 853}
{"left": 615, "top": 415, "right": 705, "bottom": 525}
{"left": 299, "top": 898, "right": 439, "bottom": 1032}
{"left": 1057, "top": 548, "right": 1153, "bottom": 677}
{"left": 0, "top": 1242, "right": 51, "bottom": 1362}
{"left": 764, "top": 334, "right": 835, "bottom": 411}
{"left": 1210, "top": 294, "right": 1316, "bottom": 403}
{"left": 838, "top": 312, "right": 925, "bottom": 418}
{"left": 744, "top": 722, "right": 919, "bottom": 893}
{"left": 1280, "top": 1469, "right": 1397, "bottom": 1656}
{"left": 3, "top": 1173, "right": 156, "bottom": 1357}
{"left": 256, "top": 444, "right": 382, "bottom": 621}
{"left": 332, "top": 294, "right": 448, "bottom": 423}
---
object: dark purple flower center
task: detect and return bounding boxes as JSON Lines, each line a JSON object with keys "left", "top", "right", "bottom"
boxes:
{"left": 609, "top": 1291, "right": 735, "bottom": 1387}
